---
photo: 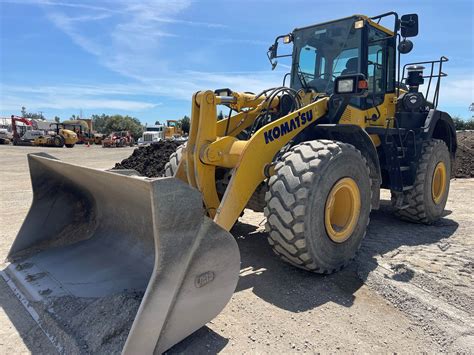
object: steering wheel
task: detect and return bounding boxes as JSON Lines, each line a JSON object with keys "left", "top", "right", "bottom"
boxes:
{"left": 307, "top": 73, "right": 336, "bottom": 93}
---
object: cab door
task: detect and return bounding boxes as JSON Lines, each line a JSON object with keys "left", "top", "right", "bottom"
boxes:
{"left": 363, "top": 25, "right": 396, "bottom": 124}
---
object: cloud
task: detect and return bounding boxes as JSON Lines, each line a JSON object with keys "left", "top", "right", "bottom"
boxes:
{"left": 31, "top": 0, "right": 267, "bottom": 81}
{"left": 150, "top": 17, "right": 227, "bottom": 29}
{"left": 41, "top": 0, "right": 192, "bottom": 79}
{"left": 0, "top": 67, "right": 284, "bottom": 114}
{"left": 418, "top": 72, "right": 474, "bottom": 111}
{"left": 438, "top": 78, "right": 474, "bottom": 107}
{"left": 62, "top": 13, "right": 112, "bottom": 22}
{"left": 1, "top": 0, "right": 287, "bottom": 116}
{"left": 0, "top": 84, "right": 159, "bottom": 111}
{"left": 1, "top": 0, "right": 118, "bottom": 12}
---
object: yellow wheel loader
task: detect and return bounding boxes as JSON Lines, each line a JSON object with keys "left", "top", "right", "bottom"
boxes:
{"left": 2, "top": 12, "right": 456, "bottom": 353}
{"left": 165, "top": 119, "right": 184, "bottom": 139}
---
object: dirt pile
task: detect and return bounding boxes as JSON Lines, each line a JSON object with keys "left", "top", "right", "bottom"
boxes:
{"left": 454, "top": 131, "right": 474, "bottom": 178}
{"left": 114, "top": 141, "right": 180, "bottom": 177}
{"left": 114, "top": 133, "right": 473, "bottom": 179}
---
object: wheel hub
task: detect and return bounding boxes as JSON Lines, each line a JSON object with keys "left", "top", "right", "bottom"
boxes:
{"left": 432, "top": 161, "right": 447, "bottom": 205}
{"left": 324, "top": 177, "right": 361, "bottom": 243}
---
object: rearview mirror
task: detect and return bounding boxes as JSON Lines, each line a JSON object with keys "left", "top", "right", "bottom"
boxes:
{"left": 267, "top": 34, "right": 292, "bottom": 70}
{"left": 400, "top": 14, "right": 418, "bottom": 38}
{"left": 268, "top": 42, "right": 278, "bottom": 60}
{"left": 267, "top": 42, "right": 278, "bottom": 70}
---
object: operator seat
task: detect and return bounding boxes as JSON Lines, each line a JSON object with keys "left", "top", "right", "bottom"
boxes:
{"left": 341, "top": 58, "right": 358, "bottom": 75}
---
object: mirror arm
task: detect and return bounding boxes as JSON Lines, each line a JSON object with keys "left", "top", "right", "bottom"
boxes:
{"left": 396, "top": 34, "right": 401, "bottom": 98}
{"left": 370, "top": 11, "right": 399, "bottom": 34}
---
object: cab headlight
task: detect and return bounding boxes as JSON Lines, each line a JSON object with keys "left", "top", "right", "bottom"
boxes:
{"left": 337, "top": 79, "right": 354, "bottom": 93}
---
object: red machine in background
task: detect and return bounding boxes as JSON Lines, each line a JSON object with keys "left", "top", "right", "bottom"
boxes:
{"left": 11, "top": 115, "right": 34, "bottom": 146}
{"left": 102, "top": 131, "right": 135, "bottom": 148}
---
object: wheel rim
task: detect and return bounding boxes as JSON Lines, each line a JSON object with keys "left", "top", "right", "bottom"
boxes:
{"left": 432, "top": 161, "right": 447, "bottom": 204}
{"left": 324, "top": 177, "right": 361, "bottom": 243}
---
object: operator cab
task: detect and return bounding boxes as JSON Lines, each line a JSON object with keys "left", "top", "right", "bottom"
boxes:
{"left": 287, "top": 15, "right": 396, "bottom": 110}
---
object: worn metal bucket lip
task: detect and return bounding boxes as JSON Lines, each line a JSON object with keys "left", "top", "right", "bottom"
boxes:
{"left": 4, "top": 153, "right": 241, "bottom": 354}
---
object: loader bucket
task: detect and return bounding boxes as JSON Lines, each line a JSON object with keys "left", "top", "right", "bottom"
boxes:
{"left": 2, "top": 153, "right": 240, "bottom": 354}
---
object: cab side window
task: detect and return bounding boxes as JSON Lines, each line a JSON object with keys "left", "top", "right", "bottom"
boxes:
{"left": 366, "top": 27, "right": 392, "bottom": 108}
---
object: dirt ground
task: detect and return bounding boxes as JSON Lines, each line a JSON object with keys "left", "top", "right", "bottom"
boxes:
{"left": 0, "top": 144, "right": 473, "bottom": 354}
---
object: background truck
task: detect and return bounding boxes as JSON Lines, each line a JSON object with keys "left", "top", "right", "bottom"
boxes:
{"left": 138, "top": 124, "right": 165, "bottom": 146}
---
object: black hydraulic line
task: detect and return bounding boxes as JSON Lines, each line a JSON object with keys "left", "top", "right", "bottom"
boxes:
{"left": 224, "top": 108, "right": 233, "bottom": 136}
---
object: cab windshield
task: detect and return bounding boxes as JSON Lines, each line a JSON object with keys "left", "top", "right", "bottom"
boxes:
{"left": 291, "top": 17, "right": 362, "bottom": 93}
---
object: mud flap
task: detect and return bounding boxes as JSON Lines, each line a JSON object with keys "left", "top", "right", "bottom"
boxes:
{"left": 2, "top": 153, "right": 240, "bottom": 354}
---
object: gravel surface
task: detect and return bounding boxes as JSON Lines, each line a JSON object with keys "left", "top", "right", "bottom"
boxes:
{"left": 0, "top": 144, "right": 473, "bottom": 354}
{"left": 33, "top": 293, "right": 143, "bottom": 354}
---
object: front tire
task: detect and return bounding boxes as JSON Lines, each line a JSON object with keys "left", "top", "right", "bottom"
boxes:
{"left": 392, "top": 139, "right": 451, "bottom": 224}
{"left": 264, "top": 140, "right": 372, "bottom": 273}
{"left": 54, "top": 136, "right": 64, "bottom": 147}
{"left": 164, "top": 144, "right": 186, "bottom": 177}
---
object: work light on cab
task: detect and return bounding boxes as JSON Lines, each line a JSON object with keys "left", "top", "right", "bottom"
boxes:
{"left": 334, "top": 74, "right": 368, "bottom": 96}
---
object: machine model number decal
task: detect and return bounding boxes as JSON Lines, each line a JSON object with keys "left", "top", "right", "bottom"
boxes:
{"left": 264, "top": 109, "right": 313, "bottom": 144}
{"left": 195, "top": 271, "right": 215, "bottom": 288}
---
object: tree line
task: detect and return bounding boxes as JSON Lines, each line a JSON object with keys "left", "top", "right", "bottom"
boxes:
{"left": 19, "top": 107, "right": 191, "bottom": 140}
{"left": 91, "top": 114, "right": 191, "bottom": 139}
{"left": 19, "top": 107, "right": 473, "bottom": 139}
{"left": 452, "top": 116, "right": 474, "bottom": 130}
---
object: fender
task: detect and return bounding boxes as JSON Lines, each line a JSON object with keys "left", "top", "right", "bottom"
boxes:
{"left": 422, "top": 109, "right": 457, "bottom": 160}
{"left": 302, "top": 124, "right": 382, "bottom": 210}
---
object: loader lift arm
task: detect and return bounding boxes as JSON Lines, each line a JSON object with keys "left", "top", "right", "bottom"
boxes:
{"left": 177, "top": 90, "right": 329, "bottom": 231}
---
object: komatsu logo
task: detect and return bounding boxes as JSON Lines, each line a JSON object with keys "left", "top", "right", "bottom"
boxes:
{"left": 264, "top": 109, "right": 313, "bottom": 144}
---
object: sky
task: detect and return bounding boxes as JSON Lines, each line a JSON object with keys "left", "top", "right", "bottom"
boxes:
{"left": 0, "top": 0, "right": 473, "bottom": 124}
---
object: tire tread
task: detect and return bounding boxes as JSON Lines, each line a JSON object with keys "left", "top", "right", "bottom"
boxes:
{"left": 392, "top": 139, "right": 449, "bottom": 224}
{"left": 264, "top": 140, "right": 371, "bottom": 273}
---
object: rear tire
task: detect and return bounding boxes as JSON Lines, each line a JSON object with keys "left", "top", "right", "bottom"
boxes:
{"left": 391, "top": 139, "right": 451, "bottom": 224}
{"left": 264, "top": 140, "right": 372, "bottom": 273}
{"left": 65, "top": 144, "right": 75, "bottom": 148}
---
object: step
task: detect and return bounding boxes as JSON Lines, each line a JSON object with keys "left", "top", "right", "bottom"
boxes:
{"left": 393, "top": 198, "right": 409, "bottom": 209}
